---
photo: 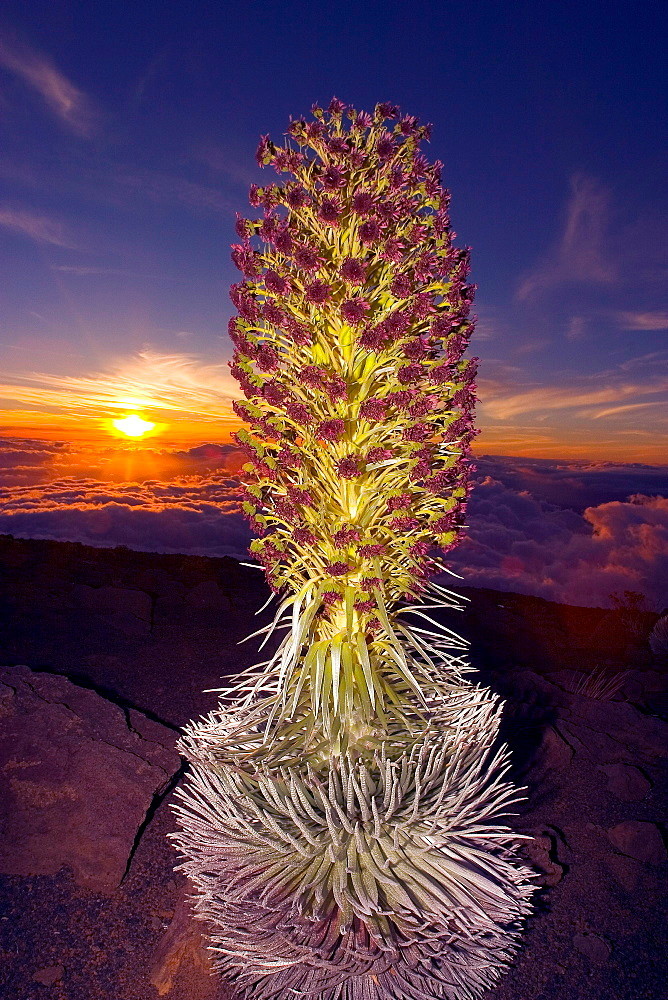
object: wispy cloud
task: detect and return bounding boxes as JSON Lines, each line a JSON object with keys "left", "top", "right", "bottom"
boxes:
{"left": 0, "top": 205, "right": 76, "bottom": 247}
{"left": 0, "top": 32, "right": 97, "bottom": 136}
{"left": 481, "top": 374, "right": 668, "bottom": 421}
{"left": 115, "top": 170, "right": 236, "bottom": 215}
{"left": 614, "top": 310, "right": 668, "bottom": 331}
{"left": 517, "top": 174, "right": 615, "bottom": 301}
{"left": 0, "top": 350, "right": 239, "bottom": 425}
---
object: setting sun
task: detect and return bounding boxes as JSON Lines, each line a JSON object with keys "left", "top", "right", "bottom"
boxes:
{"left": 112, "top": 414, "right": 156, "bottom": 438}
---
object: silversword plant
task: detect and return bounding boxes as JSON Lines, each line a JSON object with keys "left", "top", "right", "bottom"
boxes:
{"left": 172, "top": 98, "right": 536, "bottom": 1000}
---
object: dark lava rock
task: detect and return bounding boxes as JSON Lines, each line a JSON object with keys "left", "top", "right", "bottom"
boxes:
{"left": 599, "top": 763, "right": 651, "bottom": 801}
{"left": 573, "top": 932, "right": 611, "bottom": 963}
{"left": 606, "top": 821, "right": 667, "bottom": 864}
{"left": 0, "top": 665, "right": 180, "bottom": 891}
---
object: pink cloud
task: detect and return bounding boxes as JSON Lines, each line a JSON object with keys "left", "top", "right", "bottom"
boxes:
{"left": 517, "top": 174, "right": 615, "bottom": 301}
{"left": 0, "top": 205, "right": 76, "bottom": 248}
{"left": 0, "top": 33, "right": 97, "bottom": 136}
{"left": 445, "top": 479, "right": 668, "bottom": 611}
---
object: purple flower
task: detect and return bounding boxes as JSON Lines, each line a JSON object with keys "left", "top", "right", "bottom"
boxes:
{"left": 358, "top": 219, "right": 382, "bottom": 245}
{"left": 327, "top": 97, "right": 348, "bottom": 115}
{"left": 381, "top": 238, "right": 405, "bottom": 263}
{"left": 327, "top": 136, "right": 350, "bottom": 156}
{"left": 358, "top": 543, "right": 387, "bottom": 557}
{"left": 336, "top": 456, "right": 361, "bottom": 479}
{"left": 333, "top": 525, "right": 362, "bottom": 546}
{"left": 285, "top": 400, "right": 312, "bottom": 423}
{"left": 305, "top": 280, "right": 331, "bottom": 303}
{"left": 387, "top": 493, "right": 413, "bottom": 512}
{"left": 259, "top": 215, "right": 280, "bottom": 243}
{"left": 263, "top": 301, "right": 285, "bottom": 326}
{"left": 304, "top": 120, "right": 326, "bottom": 140}
{"left": 352, "top": 190, "right": 375, "bottom": 216}
{"left": 341, "top": 297, "right": 370, "bottom": 324}
{"left": 384, "top": 310, "right": 411, "bottom": 338}
{"left": 375, "top": 132, "right": 396, "bottom": 161}
{"left": 235, "top": 214, "right": 253, "bottom": 240}
{"left": 391, "top": 273, "right": 414, "bottom": 298}
{"left": 403, "top": 338, "right": 428, "bottom": 359}
{"left": 389, "top": 166, "right": 407, "bottom": 191}
{"left": 273, "top": 148, "right": 304, "bottom": 173}
{"left": 256, "top": 345, "right": 280, "bottom": 371}
{"left": 412, "top": 292, "right": 435, "bottom": 319}
{"left": 274, "top": 227, "right": 294, "bottom": 254}
{"left": 326, "top": 561, "right": 350, "bottom": 577}
{"left": 403, "top": 422, "right": 431, "bottom": 442}
{"left": 322, "top": 165, "right": 346, "bottom": 190}
{"left": 301, "top": 364, "right": 329, "bottom": 386}
{"left": 389, "top": 515, "right": 420, "bottom": 531}
{"left": 231, "top": 245, "right": 260, "bottom": 277}
{"left": 361, "top": 576, "right": 382, "bottom": 589}
{"left": 340, "top": 257, "right": 368, "bottom": 285}
{"left": 317, "top": 418, "right": 345, "bottom": 440}
{"left": 430, "top": 363, "right": 455, "bottom": 385}
{"left": 398, "top": 114, "right": 419, "bottom": 136}
{"left": 262, "top": 380, "right": 288, "bottom": 405}
{"left": 255, "top": 135, "right": 274, "bottom": 166}
{"left": 275, "top": 497, "right": 298, "bottom": 521}
{"left": 293, "top": 527, "right": 316, "bottom": 546}
{"left": 388, "top": 389, "right": 417, "bottom": 410}
{"left": 287, "top": 486, "right": 315, "bottom": 506}
{"left": 353, "top": 110, "right": 373, "bottom": 129}
{"left": 354, "top": 599, "right": 376, "bottom": 613}
{"left": 285, "top": 317, "right": 312, "bottom": 345}
{"left": 397, "top": 364, "right": 425, "bottom": 385}
{"left": 285, "top": 185, "right": 310, "bottom": 208}
{"left": 294, "top": 244, "right": 324, "bottom": 271}
{"left": 358, "top": 324, "right": 387, "bottom": 350}
{"left": 264, "top": 270, "right": 291, "bottom": 295}
{"left": 248, "top": 184, "right": 262, "bottom": 207}
{"left": 359, "top": 398, "right": 386, "bottom": 420}
{"left": 375, "top": 102, "right": 399, "bottom": 120}
{"left": 278, "top": 445, "right": 303, "bottom": 468}
{"left": 432, "top": 513, "right": 456, "bottom": 533}
{"left": 425, "top": 468, "right": 458, "bottom": 492}
{"left": 322, "top": 590, "right": 341, "bottom": 606}
{"left": 408, "top": 395, "right": 433, "bottom": 417}
{"left": 366, "top": 447, "right": 393, "bottom": 463}
{"left": 318, "top": 197, "right": 343, "bottom": 225}
{"left": 326, "top": 376, "right": 348, "bottom": 402}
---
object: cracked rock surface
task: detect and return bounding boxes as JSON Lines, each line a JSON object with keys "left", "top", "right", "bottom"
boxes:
{"left": 0, "top": 664, "right": 180, "bottom": 891}
{"left": 0, "top": 536, "right": 666, "bottom": 1000}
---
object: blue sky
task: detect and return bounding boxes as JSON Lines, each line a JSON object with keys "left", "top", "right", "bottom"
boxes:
{"left": 0, "top": 0, "right": 666, "bottom": 458}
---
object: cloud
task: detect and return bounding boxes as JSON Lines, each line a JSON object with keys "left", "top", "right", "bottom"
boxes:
{"left": 0, "top": 438, "right": 246, "bottom": 488}
{"left": 443, "top": 477, "right": 668, "bottom": 611}
{"left": 0, "top": 349, "right": 240, "bottom": 429}
{"left": 0, "top": 449, "right": 666, "bottom": 610}
{"left": 614, "top": 310, "right": 668, "bottom": 331}
{"left": 0, "top": 205, "right": 76, "bottom": 247}
{"left": 474, "top": 454, "right": 668, "bottom": 513}
{"left": 115, "top": 170, "right": 236, "bottom": 215}
{"left": 0, "top": 32, "right": 97, "bottom": 136}
{"left": 0, "top": 474, "right": 251, "bottom": 559}
{"left": 517, "top": 174, "right": 615, "bottom": 301}
{"left": 479, "top": 359, "right": 668, "bottom": 421}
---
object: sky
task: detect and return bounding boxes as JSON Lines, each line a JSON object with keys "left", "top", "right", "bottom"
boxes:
{"left": 0, "top": 1, "right": 667, "bottom": 609}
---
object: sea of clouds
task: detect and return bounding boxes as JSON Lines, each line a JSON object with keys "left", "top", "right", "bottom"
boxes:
{"left": 1, "top": 439, "right": 666, "bottom": 611}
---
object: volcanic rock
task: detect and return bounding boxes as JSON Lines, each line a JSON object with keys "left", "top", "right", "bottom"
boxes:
{"left": 606, "top": 820, "right": 667, "bottom": 864}
{"left": 0, "top": 664, "right": 180, "bottom": 891}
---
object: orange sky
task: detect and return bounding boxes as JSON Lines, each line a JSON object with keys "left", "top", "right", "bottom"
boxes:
{"left": 0, "top": 347, "right": 666, "bottom": 463}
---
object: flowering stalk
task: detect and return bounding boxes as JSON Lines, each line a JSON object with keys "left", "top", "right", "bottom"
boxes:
{"left": 172, "top": 99, "right": 535, "bottom": 1000}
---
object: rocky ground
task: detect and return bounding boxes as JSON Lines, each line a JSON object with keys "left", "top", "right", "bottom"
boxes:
{"left": 0, "top": 533, "right": 666, "bottom": 1000}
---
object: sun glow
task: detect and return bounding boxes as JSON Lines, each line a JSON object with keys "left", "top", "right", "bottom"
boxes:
{"left": 112, "top": 414, "right": 156, "bottom": 438}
